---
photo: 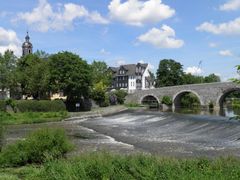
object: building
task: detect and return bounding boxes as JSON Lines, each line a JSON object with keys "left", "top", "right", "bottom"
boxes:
{"left": 22, "top": 32, "right": 33, "bottom": 56}
{"left": 109, "top": 63, "right": 154, "bottom": 93}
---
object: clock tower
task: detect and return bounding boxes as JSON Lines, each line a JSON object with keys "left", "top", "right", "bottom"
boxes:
{"left": 22, "top": 32, "right": 33, "bottom": 57}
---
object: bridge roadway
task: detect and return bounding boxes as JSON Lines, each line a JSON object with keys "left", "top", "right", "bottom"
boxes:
{"left": 125, "top": 82, "right": 240, "bottom": 108}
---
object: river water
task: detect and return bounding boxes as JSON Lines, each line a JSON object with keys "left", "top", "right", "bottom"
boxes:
{"left": 78, "top": 109, "right": 240, "bottom": 157}
{"left": 4, "top": 108, "right": 240, "bottom": 158}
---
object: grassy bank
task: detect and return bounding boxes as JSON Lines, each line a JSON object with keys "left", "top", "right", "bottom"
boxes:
{"left": 1, "top": 153, "right": 240, "bottom": 179}
{"left": 0, "top": 111, "right": 69, "bottom": 125}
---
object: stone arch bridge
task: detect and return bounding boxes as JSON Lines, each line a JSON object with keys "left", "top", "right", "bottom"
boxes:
{"left": 125, "top": 82, "right": 240, "bottom": 109}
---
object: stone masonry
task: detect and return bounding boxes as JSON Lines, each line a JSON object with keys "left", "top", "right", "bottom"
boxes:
{"left": 125, "top": 82, "right": 240, "bottom": 108}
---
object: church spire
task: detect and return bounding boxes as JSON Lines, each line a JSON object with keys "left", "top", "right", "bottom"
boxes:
{"left": 22, "top": 31, "right": 33, "bottom": 57}
{"left": 25, "top": 31, "right": 30, "bottom": 42}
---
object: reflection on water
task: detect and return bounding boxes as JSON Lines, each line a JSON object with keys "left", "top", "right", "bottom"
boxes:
{"left": 170, "top": 106, "right": 240, "bottom": 118}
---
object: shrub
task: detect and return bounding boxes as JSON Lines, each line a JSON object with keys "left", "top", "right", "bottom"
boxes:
{"left": 5, "top": 99, "right": 16, "bottom": 112}
{"left": 180, "top": 93, "right": 200, "bottom": 108}
{"left": 0, "top": 100, "right": 6, "bottom": 112}
{"left": 16, "top": 100, "right": 66, "bottom": 112}
{"left": 0, "top": 128, "right": 73, "bottom": 167}
{"left": 114, "top": 90, "right": 128, "bottom": 104}
{"left": 99, "top": 94, "right": 110, "bottom": 107}
{"left": 161, "top": 96, "right": 172, "bottom": 106}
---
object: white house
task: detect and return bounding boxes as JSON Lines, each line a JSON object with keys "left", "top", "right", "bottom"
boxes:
{"left": 109, "top": 63, "right": 154, "bottom": 93}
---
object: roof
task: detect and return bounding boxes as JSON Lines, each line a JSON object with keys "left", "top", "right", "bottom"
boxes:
{"left": 110, "top": 63, "right": 148, "bottom": 76}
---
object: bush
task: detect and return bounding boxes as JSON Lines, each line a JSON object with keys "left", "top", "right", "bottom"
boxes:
{"left": 114, "top": 90, "right": 128, "bottom": 104}
{"left": 161, "top": 96, "right": 172, "bottom": 106}
{"left": 181, "top": 93, "right": 200, "bottom": 108}
{"left": 16, "top": 100, "right": 66, "bottom": 112}
{"left": 0, "top": 100, "right": 6, "bottom": 112}
{"left": 5, "top": 99, "right": 16, "bottom": 112}
{"left": 0, "top": 128, "right": 73, "bottom": 167}
{"left": 99, "top": 94, "right": 110, "bottom": 107}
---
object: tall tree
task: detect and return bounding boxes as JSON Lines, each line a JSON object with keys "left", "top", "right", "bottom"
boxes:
{"left": 183, "top": 73, "right": 204, "bottom": 84}
{"left": 155, "top": 59, "right": 184, "bottom": 87}
{"left": 0, "top": 50, "right": 17, "bottom": 91}
{"left": 49, "top": 51, "right": 93, "bottom": 101}
{"left": 204, "top": 73, "right": 221, "bottom": 83}
{"left": 91, "top": 60, "right": 112, "bottom": 86}
{"left": 17, "top": 54, "right": 50, "bottom": 99}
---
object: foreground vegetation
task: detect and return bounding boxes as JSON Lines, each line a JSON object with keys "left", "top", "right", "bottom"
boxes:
{"left": 1, "top": 153, "right": 240, "bottom": 179}
{"left": 1, "top": 127, "right": 240, "bottom": 179}
{"left": 0, "top": 111, "right": 68, "bottom": 125}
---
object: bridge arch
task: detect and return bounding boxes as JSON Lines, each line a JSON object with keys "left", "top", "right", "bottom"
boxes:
{"left": 217, "top": 88, "right": 240, "bottom": 108}
{"left": 173, "top": 90, "right": 203, "bottom": 109}
{"left": 140, "top": 94, "right": 160, "bottom": 106}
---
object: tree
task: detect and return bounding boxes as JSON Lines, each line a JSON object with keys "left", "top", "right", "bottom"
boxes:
{"left": 204, "top": 73, "right": 221, "bottom": 83}
{"left": 183, "top": 73, "right": 204, "bottom": 84}
{"left": 17, "top": 54, "right": 50, "bottom": 99}
{"left": 91, "top": 60, "right": 112, "bottom": 86}
{"left": 49, "top": 51, "right": 93, "bottom": 101}
{"left": 92, "top": 81, "right": 109, "bottom": 107}
{"left": 155, "top": 59, "right": 184, "bottom": 87}
{"left": 0, "top": 50, "right": 17, "bottom": 92}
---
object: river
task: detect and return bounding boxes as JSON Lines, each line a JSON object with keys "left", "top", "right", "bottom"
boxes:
{"left": 4, "top": 108, "right": 240, "bottom": 158}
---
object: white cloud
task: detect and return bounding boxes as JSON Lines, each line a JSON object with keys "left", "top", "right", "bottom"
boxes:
{"left": 196, "top": 17, "right": 240, "bottom": 35}
{"left": 100, "top": 48, "right": 110, "bottom": 55}
{"left": 0, "top": 27, "right": 21, "bottom": 56}
{"left": 13, "top": 0, "right": 108, "bottom": 32}
{"left": 116, "top": 60, "right": 126, "bottom": 66}
{"left": 220, "top": 0, "right": 240, "bottom": 11}
{"left": 209, "top": 42, "right": 218, "bottom": 48}
{"left": 108, "top": 0, "right": 175, "bottom": 26}
{"left": 219, "top": 49, "right": 233, "bottom": 56}
{"left": 185, "top": 66, "right": 203, "bottom": 75}
{"left": 137, "top": 25, "right": 184, "bottom": 48}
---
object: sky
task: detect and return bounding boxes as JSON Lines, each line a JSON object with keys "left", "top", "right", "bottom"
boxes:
{"left": 0, "top": 0, "right": 240, "bottom": 81}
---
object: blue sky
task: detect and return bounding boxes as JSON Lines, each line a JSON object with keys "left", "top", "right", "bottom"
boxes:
{"left": 0, "top": 0, "right": 240, "bottom": 81}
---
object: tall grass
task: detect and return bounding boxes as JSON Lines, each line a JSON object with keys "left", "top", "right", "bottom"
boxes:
{"left": 0, "top": 111, "right": 68, "bottom": 125}
{"left": 25, "top": 153, "right": 240, "bottom": 180}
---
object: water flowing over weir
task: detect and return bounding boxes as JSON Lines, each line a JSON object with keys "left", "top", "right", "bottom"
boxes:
{"left": 80, "top": 110, "right": 240, "bottom": 157}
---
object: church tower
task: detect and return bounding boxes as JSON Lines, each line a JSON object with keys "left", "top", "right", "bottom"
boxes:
{"left": 22, "top": 32, "right": 33, "bottom": 56}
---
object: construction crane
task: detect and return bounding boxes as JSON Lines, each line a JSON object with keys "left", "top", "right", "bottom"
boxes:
{"left": 198, "top": 60, "right": 203, "bottom": 71}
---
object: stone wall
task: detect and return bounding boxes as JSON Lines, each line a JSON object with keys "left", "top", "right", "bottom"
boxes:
{"left": 125, "top": 82, "right": 240, "bottom": 108}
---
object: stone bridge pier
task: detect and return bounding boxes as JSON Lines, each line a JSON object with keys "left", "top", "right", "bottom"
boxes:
{"left": 125, "top": 82, "right": 240, "bottom": 109}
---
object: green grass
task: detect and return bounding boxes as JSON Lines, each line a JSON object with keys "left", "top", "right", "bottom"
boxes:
{"left": 1, "top": 153, "right": 240, "bottom": 179}
{"left": 0, "top": 111, "right": 69, "bottom": 125}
